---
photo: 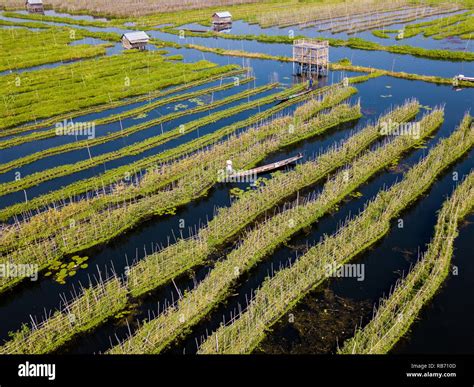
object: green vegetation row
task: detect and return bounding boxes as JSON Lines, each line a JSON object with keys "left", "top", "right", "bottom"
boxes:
{"left": 125, "top": 101, "right": 420, "bottom": 299}
{"left": 0, "top": 275, "right": 128, "bottom": 355}
{"left": 324, "top": 5, "right": 460, "bottom": 34}
{"left": 0, "top": 86, "right": 340, "bottom": 251}
{"left": 0, "top": 17, "right": 179, "bottom": 48}
{"left": 1, "top": 84, "right": 349, "bottom": 253}
{"left": 0, "top": 102, "right": 361, "bottom": 352}
{"left": 0, "top": 85, "right": 354, "bottom": 244}
{"left": 0, "top": 74, "right": 252, "bottom": 150}
{"left": 184, "top": 43, "right": 293, "bottom": 63}
{"left": 0, "top": 18, "right": 51, "bottom": 29}
{"left": 0, "top": 83, "right": 307, "bottom": 222}
{"left": 2, "top": 49, "right": 204, "bottom": 118}
{"left": 2, "top": 36, "right": 170, "bottom": 97}
{"left": 0, "top": 67, "right": 244, "bottom": 138}
{"left": 1, "top": 46, "right": 177, "bottom": 97}
{"left": 0, "top": 78, "right": 252, "bottom": 165}
{"left": 125, "top": 102, "right": 362, "bottom": 297}
{"left": 0, "top": 17, "right": 174, "bottom": 47}
{"left": 0, "top": 82, "right": 277, "bottom": 196}
{"left": 406, "top": 10, "right": 474, "bottom": 40}
{"left": 165, "top": 27, "right": 474, "bottom": 61}
{"left": 0, "top": 98, "right": 426, "bottom": 354}
{"left": 0, "top": 20, "right": 126, "bottom": 42}
{"left": 2, "top": 102, "right": 361, "bottom": 278}
{"left": 185, "top": 44, "right": 474, "bottom": 88}
{"left": 330, "top": 60, "right": 474, "bottom": 88}
{"left": 339, "top": 166, "right": 474, "bottom": 354}
{"left": 1, "top": 49, "right": 232, "bottom": 130}
{"left": 0, "top": 26, "right": 112, "bottom": 73}
{"left": 197, "top": 113, "right": 474, "bottom": 354}
{"left": 108, "top": 106, "right": 442, "bottom": 354}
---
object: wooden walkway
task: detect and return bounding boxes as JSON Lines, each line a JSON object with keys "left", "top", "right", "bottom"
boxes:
{"left": 228, "top": 153, "right": 303, "bottom": 178}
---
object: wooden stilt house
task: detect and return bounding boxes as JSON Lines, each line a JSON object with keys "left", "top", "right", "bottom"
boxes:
{"left": 121, "top": 31, "right": 150, "bottom": 50}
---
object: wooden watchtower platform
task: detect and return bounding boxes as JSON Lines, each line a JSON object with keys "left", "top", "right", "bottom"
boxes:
{"left": 293, "top": 39, "right": 329, "bottom": 77}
